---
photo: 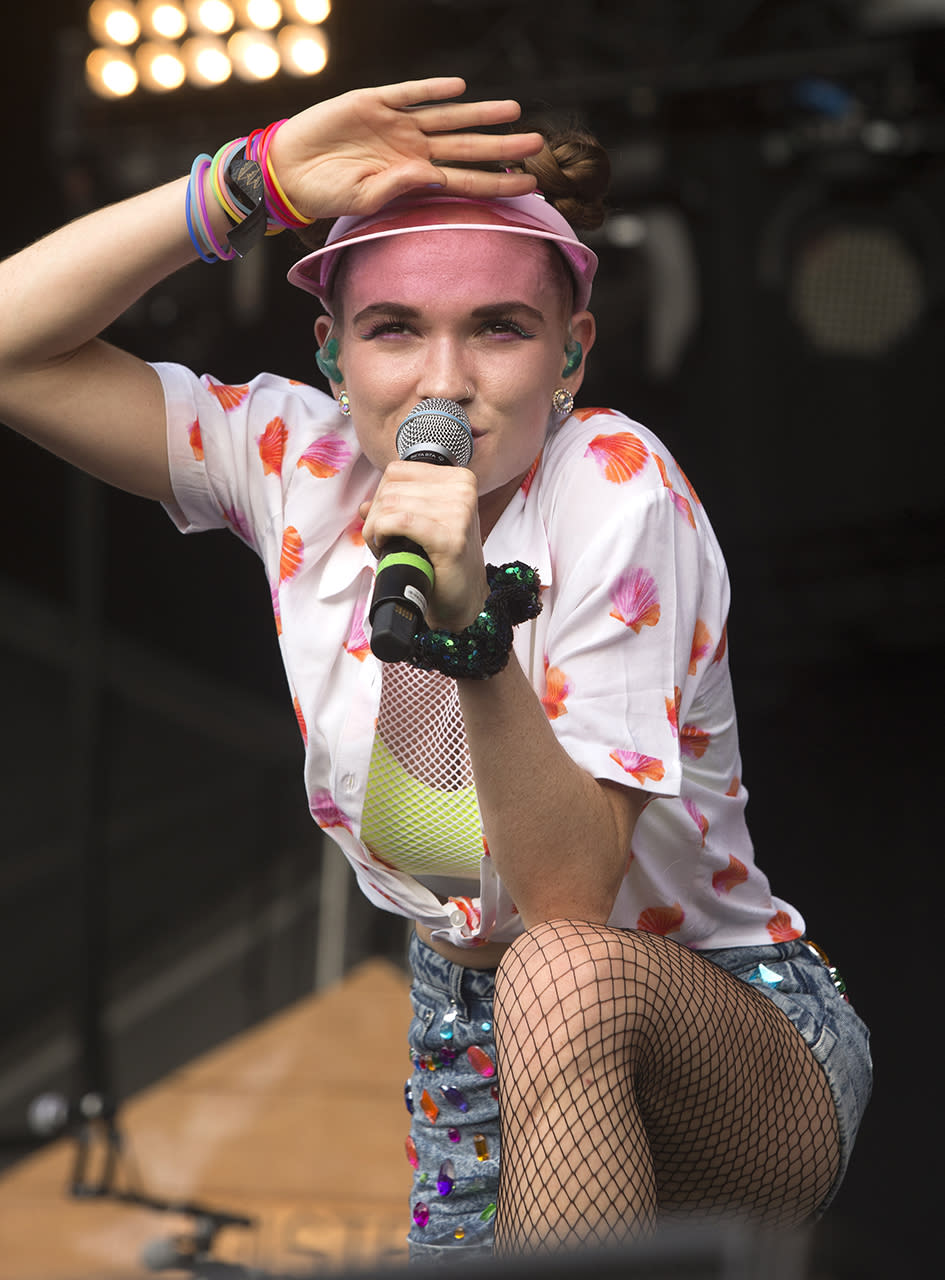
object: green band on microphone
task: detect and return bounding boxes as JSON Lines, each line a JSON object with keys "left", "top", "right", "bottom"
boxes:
{"left": 376, "top": 550, "right": 435, "bottom": 586}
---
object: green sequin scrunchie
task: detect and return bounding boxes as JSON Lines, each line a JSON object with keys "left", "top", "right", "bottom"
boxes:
{"left": 409, "top": 562, "right": 542, "bottom": 680}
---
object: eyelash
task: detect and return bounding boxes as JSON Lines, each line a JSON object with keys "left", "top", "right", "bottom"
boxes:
{"left": 359, "top": 316, "right": 536, "bottom": 340}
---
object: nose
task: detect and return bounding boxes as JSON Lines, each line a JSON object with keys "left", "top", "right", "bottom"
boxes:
{"left": 417, "top": 336, "right": 472, "bottom": 405}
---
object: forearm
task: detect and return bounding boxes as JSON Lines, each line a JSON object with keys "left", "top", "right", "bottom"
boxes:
{"left": 458, "top": 654, "right": 639, "bottom": 927}
{"left": 0, "top": 177, "right": 209, "bottom": 373}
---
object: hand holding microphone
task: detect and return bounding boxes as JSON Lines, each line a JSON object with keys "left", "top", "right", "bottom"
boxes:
{"left": 367, "top": 397, "right": 474, "bottom": 662}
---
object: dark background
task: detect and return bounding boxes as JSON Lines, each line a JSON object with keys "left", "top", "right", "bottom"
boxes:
{"left": 2, "top": 1, "right": 942, "bottom": 1272}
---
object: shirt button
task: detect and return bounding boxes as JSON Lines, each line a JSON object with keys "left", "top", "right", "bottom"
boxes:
{"left": 342, "top": 774, "right": 357, "bottom": 795}
{"left": 449, "top": 910, "right": 466, "bottom": 928}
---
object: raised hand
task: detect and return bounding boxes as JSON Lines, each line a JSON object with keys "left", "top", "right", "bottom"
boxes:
{"left": 268, "top": 77, "right": 543, "bottom": 220}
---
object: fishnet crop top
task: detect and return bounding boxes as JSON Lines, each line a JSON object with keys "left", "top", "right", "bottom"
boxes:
{"left": 360, "top": 663, "right": 484, "bottom": 877}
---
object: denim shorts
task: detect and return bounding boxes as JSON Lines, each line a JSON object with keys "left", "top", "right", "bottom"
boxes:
{"left": 403, "top": 930, "right": 871, "bottom": 1262}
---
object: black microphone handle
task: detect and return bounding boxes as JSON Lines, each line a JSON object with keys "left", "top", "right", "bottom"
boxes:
{"left": 368, "top": 535, "right": 434, "bottom": 662}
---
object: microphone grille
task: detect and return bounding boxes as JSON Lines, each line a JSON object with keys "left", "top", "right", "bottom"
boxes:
{"left": 396, "top": 398, "right": 473, "bottom": 467}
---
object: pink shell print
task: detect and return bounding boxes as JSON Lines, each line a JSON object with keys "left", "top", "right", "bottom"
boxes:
{"left": 609, "top": 567, "right": 661, "bottom": 632}
{"left": 309, "top": 789, "right": 352, "bottom": 831}
{"left": 609, "top": 750, "right": 665, "bottom": 785}
{"left": 684, "top": 798, "right": 709, "bottom": 846}
{"left": 297, "top": 434, "right": 352, "bottom": 478}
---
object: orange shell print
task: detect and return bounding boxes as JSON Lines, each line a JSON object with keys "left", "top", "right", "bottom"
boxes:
{"left": 520, "top": 453, "right": 542, "bottom": 496}
{"left": 713, "top": 855, "right": 748, "bottom": 895}
{"left": 767, "top": 910, "right": 802, "bottom": 943}
{"left": 610, "top": 749, "right": 665, "bottom": 785}
{"left": 297, "top": 434, "right": 352, "bottom": 478}
{"left": 257, "top": 415, "right": 289, "bottom": 476}
{"left": 541, "top": 661, "right": 571, "bottom": 719}
{"left": 207, "top": 382, "right": 249, "bottom": 411}
{"left": 279, "top": 526, "right": 304, "bottom": 582}
{"left": 293, "top": 695, "right": 308, "bottom": 747}
{"left": 187, "top": 419, "right": 204, "bottom": 461}
{"left": 637, "top": 902, "right": 685, "bottom": 935}
{"left": 689, "top": 620, "right": 712, "bottom": 674}
{"left": 610, "top": 567, "right": 660, "bottom": 632}
{"left": 713, "top": 622, "right": 728, "bottom": 665}
{"left": 680, "top": 723, "right": 711, "bottom": 758}
{"left": 726, "top": 775, "right": 741, "bottom": 797}
{"left": 586, "top": 432, "right": 649, "bottom": 483}
{"left": 573, "top": 407, "right": 620, "bottom": 422}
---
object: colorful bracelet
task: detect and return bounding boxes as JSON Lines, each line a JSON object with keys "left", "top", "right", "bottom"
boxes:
{"left": 186, "top": 119, "right": 313, "bottom": 262}
{"left": 409, "top": 563, "right": 543, "bottom": 680}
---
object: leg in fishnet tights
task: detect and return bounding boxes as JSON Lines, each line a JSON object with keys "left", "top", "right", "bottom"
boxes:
{"left": 493, "top": 920, "right": 840, "bottom": 1257}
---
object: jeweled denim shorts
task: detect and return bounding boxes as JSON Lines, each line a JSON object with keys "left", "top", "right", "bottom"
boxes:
{"left": 403, "top": 930, "right": 872, "bottom": 1262}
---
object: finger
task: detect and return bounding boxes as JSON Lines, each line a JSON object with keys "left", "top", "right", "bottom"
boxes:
{"left": 429, "top": 167, "right": 539, "bottom": 199}
{"left": 409, "top": 99, "right": 527, "bottom": 133}
{"left": 374, "top": 77, "right": 469, "bottom": 109}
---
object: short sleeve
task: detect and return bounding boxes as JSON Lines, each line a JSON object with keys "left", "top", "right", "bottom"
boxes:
{"left": 536, "top": 413, "right": 730, "bottom": 800}
{"left": 153, "top": 361, "right": 352, "bottom": 554}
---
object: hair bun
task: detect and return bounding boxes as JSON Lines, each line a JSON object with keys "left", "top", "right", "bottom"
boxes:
{"left": 520, "top": 122, "right": 611, "bottom": 231}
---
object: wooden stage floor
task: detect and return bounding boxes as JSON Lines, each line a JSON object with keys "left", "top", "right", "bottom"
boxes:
{"left": 0, "top": 960, "right": 414, "bottom": 1279}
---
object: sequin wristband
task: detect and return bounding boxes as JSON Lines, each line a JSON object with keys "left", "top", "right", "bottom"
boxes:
{"left": 409, "top": 562, "right": 542, "bottom": 680}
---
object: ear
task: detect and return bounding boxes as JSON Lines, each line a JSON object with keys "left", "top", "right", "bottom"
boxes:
{"left": 314, "top": 314, "right": 334, "bottom": 349}
{"left": 563, "top": 311, "right": 596, "bottom": 394}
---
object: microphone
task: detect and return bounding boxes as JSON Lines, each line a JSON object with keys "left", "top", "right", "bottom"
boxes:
{"left": 368, "top": 397, "right": 473, "bottom": 662}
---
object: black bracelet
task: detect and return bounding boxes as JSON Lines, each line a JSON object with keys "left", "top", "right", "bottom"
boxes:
{"left": 409, "top": 562, "right": 542, "bottom": 680}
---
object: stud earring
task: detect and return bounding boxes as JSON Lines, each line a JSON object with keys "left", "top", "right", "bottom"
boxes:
{"left": 552, "top": 388, "right": 574, "bottom": 416}
{"left": 561, "top": 339, "right": 583, "bottom": 379}
{"left": 316, "top": 336, "right": 344, "bottom": 384}
{"left": 338, "top": 391, "right": 351, "bottom": 416}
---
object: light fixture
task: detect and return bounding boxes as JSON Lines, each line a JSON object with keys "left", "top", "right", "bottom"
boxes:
{"left": 135, "top": 42, "right": 188, "bottom": 91}
{"left": 288, "top": 0, "right": 330, "bottom": 22}
{"left": 228, "top": 28, "right": 280, "bottom": 80}
{"left": 185, "top": 0, "right": 236, "bottom": 35}
{"left": 278, "top": 23, "right": 327, "bottom": 75}
{"left": 181, "top": 34, "right": 233, "bottom": 85}
{"left": 139, "top": 1, "right": 189, "bottom": 41}
{"left": 87, "top": 0, "right": 140, "bottom": 46}
{"left": 237, "top": 0, "right": 282, "bottom": 30}
{"left": 86, "top": 0, "right": 330, "bottom": 96}
{"left": 85, "top": 45, "right": 139, "bottom": 97}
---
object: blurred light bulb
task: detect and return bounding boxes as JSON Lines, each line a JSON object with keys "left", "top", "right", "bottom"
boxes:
{"left": 290, "top": 0, "right": 330, "bottom": 21}
{"left": 140, "top": 1, "right": 189, "bottom": 40}
{"left": 277, "top": 24, "right": 327, "bottom": 75}
{"left": 136, "top": 42, "right": 187, "bottom": 90}
{"left": 86, "top": 46, "right": 139, "bottom": 97}
{"left": 88, "top": 1, "right": 141, "bottom": 46}
{"left": 243, "top": 0, "right": 282, "bottom": 31}
{"left": 182, "top": 35, "right": 233, "bottom": 84}
{"left": 228, "top": 28, "right": 280, "bottom": 79}
{"left": 187, "top": 0, "right": 235, "bottom": 33}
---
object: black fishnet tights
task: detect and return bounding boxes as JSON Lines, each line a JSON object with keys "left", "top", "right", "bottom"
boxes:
{"left": 493, "top": 920, "right": 840, "bottom": 1257}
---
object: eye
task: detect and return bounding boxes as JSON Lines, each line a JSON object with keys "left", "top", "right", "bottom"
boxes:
{"left": 360, "top": 318, "right": 416, "bottom": 339}
{"left": 480, "top": 317, "right": 537, "bottom": 339}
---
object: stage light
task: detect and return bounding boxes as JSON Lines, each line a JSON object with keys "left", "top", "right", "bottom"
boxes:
{"left": 181, "top": 34, "right": 233, "bottom": 85}
{"left": 289, "top": 0, "right": 330, "bottom": 22}
{"left": 228, "top": 28, "right": 280, "bottom": 79}
{"left": 186, "top": 0, "right": 236, "bottom": 34}
{"left": 136, "top": 42, "right": 187, "bottom": 91}
{"left": 85, "top": 0, "right": 330, "bottom": 97}
{"left": 86, "top": 45, "right": 139, "bottom": 97}
{"left": 139, "top": 1, "right": 189, "bottom": 40}
{"left": 238, "top": 0, "right": 282, "bottom": 30}
{"left": 277, "top": 22, "right": 327, "bottom": 74}
{"left": 88, "top": 0, "right": 140, "bottom": 46}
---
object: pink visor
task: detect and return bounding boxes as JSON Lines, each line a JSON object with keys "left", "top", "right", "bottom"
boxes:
{"left": 286, "top": 192, "right": 599, "bottom": 310}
